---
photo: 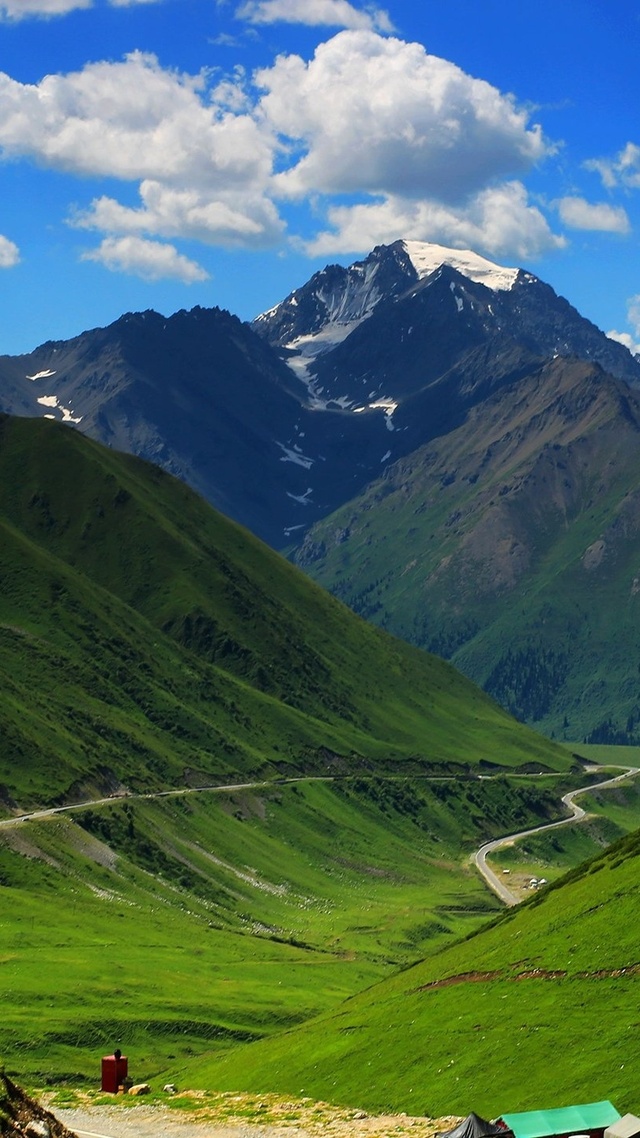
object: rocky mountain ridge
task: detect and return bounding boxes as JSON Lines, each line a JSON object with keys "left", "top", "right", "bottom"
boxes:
{"left": 1, "top": 241, "right": 638, "bottom": 552}
{"left": 3, "top": 240, "right": 640, "bottom": 736}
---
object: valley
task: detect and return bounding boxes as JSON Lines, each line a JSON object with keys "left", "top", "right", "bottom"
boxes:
{"left": 1, "top": 240, "right": 640, "bottom": 1129}
{"left": 1, "top": 758, "right": 639, "bottom": 1105}
{"left": 0, "top": 771, "right": 562, "bottom": 1082}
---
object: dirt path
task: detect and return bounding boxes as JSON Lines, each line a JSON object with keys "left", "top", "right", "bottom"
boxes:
{"left": 50, "top": 1094, "right": 461, "bottom": 1138}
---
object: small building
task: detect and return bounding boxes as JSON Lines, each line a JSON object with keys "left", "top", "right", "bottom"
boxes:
{"left": 605, "top": 1117, "right": 640, "bottom": 1138}
{"left": 499, "top": 1101, "right": 621, "bottom": 1138}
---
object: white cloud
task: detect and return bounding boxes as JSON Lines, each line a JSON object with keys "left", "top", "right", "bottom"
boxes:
{"left": 556, "top": 196, "right": 630, "bottom": 233}
{"left": 585, "top": 142, "right": 640, "bottom": 190}
{"left": 73, "top": 179, "right": 284, "bottom": 247}
{"left": 304, "top": 181, "right": 565, "bottom": 261}
{"left": 0, "top": 31, "right": 562, "bottom": 279}
{"left": 0, "top": 52, "right": 272, "bottom": 189}
{"left": 607, "top": 330, "right": 640, "bottom": 356}
{"left": 0, "top": 0, "right": 158, "bottom": 16}
{"left": 257, "top": 31, "right": 551, "bottom": 201}
{"left": 81, "top": 236, "right": 209, "bottom": 282}
{"left": 0, "top": 51, "right": 281, "bottom": 252}
{"left": 0, "top": 0, "right": 91, "bottom": 17}
{"left": 237, "top": 0, "right": 393, "bottom": 32}
{"left": 0, "top": 234, "right": 20, "bottom": 267}
{"left": 607, "top": 294, "right": 640, "bottom": 357}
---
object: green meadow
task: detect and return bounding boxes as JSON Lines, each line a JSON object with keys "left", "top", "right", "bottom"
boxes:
{"left": 0, "top": 415, "right": 638, "bottom": 1120}
{"left": 190, "top": 817, "right": 640, "bottom": 1118}
{"left": 0, "top": 773, "right": 577, "bottom": 1087}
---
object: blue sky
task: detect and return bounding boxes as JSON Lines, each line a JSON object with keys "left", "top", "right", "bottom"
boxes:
{"left": 1, "top": 0, "right": 639, "bottom": 356}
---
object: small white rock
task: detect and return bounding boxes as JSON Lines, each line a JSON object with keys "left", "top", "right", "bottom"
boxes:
{"left": 25, "top": 1122, "right": 50, "bottom": 1138}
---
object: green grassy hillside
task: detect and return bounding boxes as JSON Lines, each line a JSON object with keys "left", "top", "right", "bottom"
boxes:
{"left": 0, "top": 412, "right": 613, "bottom": 1103}
{"left": 0, "top": 773, "right": 570, "bottom": 1084}
{"left": 187, "top": 819, "right": 640, "bottom": 1117}
{"left": 0, "top": 413, "right": 568, "bottom": 809}
{"left": 294, "top": 358, "right": 640, "bottom": 741}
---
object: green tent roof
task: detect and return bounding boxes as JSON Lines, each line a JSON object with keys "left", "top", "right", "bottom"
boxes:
{"left": 500, "top": 1103, "right": 621, "bottom": 1138}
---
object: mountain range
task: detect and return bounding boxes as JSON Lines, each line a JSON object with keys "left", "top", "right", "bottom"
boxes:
{"left": 2, "top": 248, "right": 640, "bottom": 1119}
{"left": 2, "top": 239, "right": 640, "bottom": 737}
{"left": 0, "top": 411, "right": 579, "bottom": 1097}
{"left": 0, "top": 413, "right": 563, "bottom": 808}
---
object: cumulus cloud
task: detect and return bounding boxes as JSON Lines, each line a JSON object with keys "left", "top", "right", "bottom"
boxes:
{"left": 585, "top": 142, "right": 640, "bottom": 190}
{"left": 0, "top": 0, "right": 158, "bottom": 16}
{"left": 608, "top": 294, "right": 640, "bottom": 357}
{"left": 556, "top": 196, "right": 630, "bottom": 233}
{"left": 257, "top": 31, "right": 550, "bottom": 201}
{"left": 0, "top": 0, "right": 91, "bottom": 17}
{"left": 0, "top": 234, "right": 20, "bottom": 267}
{"left": 607, "top": 330, "right": 640, "bottom": 355}
{"left": 0, "top": 52, "right": 282, "bottom": 249}
{"left": 304, "top": 180, "right": 564, "bottom": 260}
{"left": 0, "top": 52, "right": 272, "bottom": 188}
{"left": 81, "top": 236, "right": 209, "bottom": 282}
{"left": 73, "top": 179, "right": 284, "bottom": 247}
{"left": 237, "top": 0, "right": 393, "bottom": 32}
{"left": 0, "top": 30, "right": 562, "bottom": 278}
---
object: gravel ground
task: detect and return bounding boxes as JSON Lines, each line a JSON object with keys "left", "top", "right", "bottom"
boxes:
{"left": 48, "top": 1092, "right": 461, "bottom": 1138}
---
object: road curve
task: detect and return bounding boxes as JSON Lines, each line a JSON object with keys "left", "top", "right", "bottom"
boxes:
{"left": 474, "top": 765, "right": 640, "bottom": 906}
{"left": 3, "top": 767, "right": 639, "bottom": 909}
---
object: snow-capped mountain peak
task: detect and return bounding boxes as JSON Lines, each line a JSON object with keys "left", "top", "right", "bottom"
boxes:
{"left": 402, "top": 240, "right": 519, "bottom": 291}
{"left": 252, "top": 240, "right": 522, "bottom": 359}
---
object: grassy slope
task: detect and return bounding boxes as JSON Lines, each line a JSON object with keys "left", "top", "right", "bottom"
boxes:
{"left": 294, "top": 359, "right": 640, "bottom": 741}
{"left": 1, "top": 414, "right": 621, "bottom": 1102}
{"left": 187, "top": 821, "right": 640, "bottom": 1118}
{"left": 0, "top": 774, "right": 570, "bottom": 1084}
{"left": 0, "top": 414, "right": 568, "bottom": 808}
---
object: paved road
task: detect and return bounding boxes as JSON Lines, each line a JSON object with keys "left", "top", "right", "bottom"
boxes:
{"left": 474, "top": 765, "right": 640, "bottom": 905}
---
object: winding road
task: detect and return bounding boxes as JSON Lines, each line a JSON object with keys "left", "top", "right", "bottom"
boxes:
{"left": 2, "top": 767, "right": 639, "bottom": 911}
{"left": 474, "top": 765, "right": 640, "bottom": 905}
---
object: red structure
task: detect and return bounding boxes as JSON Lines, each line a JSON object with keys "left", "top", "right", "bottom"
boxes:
{"left": 101, "top": 1051, "right": 128, "bottom": 1093}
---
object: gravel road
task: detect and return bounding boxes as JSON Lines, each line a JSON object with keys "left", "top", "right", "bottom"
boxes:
{"left": 50, "top": 1096, "right": 461, "bottom": 1138}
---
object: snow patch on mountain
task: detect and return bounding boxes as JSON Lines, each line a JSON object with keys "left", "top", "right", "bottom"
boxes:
{"left": 286, "top": 487, "right": 313, "bottom": 505}
{"left": 285, "top": 320, "right": 366, "bottom": 408}
{"left": 403, "top": 240, "right": 519, "bottom": 291}
{"left": 26, "top": 369, "right": 57, "bottom": 381}
{"left": 277, "top": 442, "right": 314, "bottom": 469}
{"left": 36, "top": 394, "right": 83, "bottom": 424}
{"left": 369, "top": 397, "right": 397, "bottom": 431}
{"left": 314, "top": 259, "right": 383, "bottom": 325}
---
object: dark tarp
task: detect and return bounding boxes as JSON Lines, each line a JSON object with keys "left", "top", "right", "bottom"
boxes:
{"left": 438, "top": 1114, "right": 513, "bottom": 1138}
